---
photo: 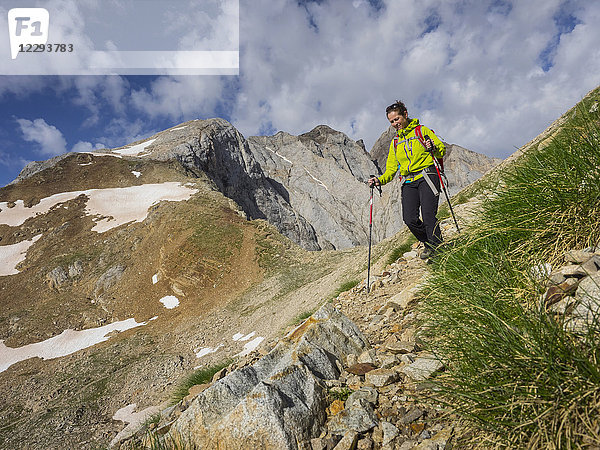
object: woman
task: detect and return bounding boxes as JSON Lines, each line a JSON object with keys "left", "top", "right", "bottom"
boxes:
{"left": 368, "top": 101, "right": 446, "bottom": 259}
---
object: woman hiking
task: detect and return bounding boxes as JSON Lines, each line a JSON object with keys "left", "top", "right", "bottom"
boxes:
{"left": 368, "top": 100, "right": 446, "bottom": 260}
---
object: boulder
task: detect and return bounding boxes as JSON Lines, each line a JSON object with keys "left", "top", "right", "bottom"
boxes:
{"left": 167, "top": 304, "right": 369, "bottom": 449}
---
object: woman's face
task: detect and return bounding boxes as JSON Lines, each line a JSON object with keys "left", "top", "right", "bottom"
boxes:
{"left": 387, "top": 110, "right": 409, "bottom": 131}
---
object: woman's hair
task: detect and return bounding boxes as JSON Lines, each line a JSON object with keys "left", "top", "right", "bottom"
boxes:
{"left": 385, "top": 100, "right": 407, "bottom": 116}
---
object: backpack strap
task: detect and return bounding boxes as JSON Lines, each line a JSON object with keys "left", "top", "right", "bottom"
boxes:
{"left": 414, "top": 125, "right": 444, "bottom": 172}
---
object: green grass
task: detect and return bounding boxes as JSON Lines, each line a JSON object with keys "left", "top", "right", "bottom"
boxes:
{"left": 170, "top": 360, "right": 232, "bottom": 406}
{"left": 385, "top": 233, "right": 417, "bottom": 265}
{"left": 290, "top": 307, "right": 319, "bottom": 326}
{"left": 418, "top": 96, "right": 600, "bottom": 449}
{"left": 328, "top": 279, "right": 360, "bottom": 302}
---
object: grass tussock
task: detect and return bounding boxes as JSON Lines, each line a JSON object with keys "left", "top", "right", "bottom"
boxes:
{"left": 419, "top": 97, "right": 600, "bottom": 448}
{"left": 170, "top": 360, "right": 232, "bottom": 406}
{"left": 386, "top": 233, "right": 418, "bottom": 265}
{"left": 329, "top": 279, "right": 360, "bottom": 301}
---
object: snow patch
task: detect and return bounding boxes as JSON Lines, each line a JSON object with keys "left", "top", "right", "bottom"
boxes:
{"left": 152, "top": 273, "right": 159, "bottom": 284}
{"left": 131, "top": 171, "right": 141, "bottom": 178}
{"left": 232, "top": 331, "right": 255, "bottom": 341}
{"left": 87, "top": 183, "right": 197, "bottom": 233}
{"left": 0, "top": 235, "right": 42, "bottom": 276}
{"left": 0, "top": 183, "right": 198, "bottom": 233}
{"left": 195, "top": 344, "right": 223, "bottom": 358}
{"left": 110, "top": 403, "right": 162, "bottom": 447}
{"left": 170, "top": 126, "right": 187, "bottom": 131}
{"left": 113, "top": 139, "right": 156, "bottom": 157}
{"left": 159, "top": 295, "right": 179, "bottom": 309}
{"left": 0, "top": 318, "right": 148, "bottom": 373}
{"left": 236, "top": 337, "right": 264, "bottom": 357}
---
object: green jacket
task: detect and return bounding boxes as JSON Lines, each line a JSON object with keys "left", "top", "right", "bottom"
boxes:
{"left": 378, "top": 118, "right": 446, "bottom": 185}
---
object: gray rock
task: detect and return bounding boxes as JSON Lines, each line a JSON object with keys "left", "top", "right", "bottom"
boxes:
{"left": 400, "top": 407, "right": 424, "bottom": 424}
{"left": 381, "top": 421, "right": 399, "bottom": 446}
{"left": 365, "top": 369, "right": 398, "bottom": 387}
{"left": 68, "top": 260, "right": 84, "bottom": 278}
{"left": 332, "top": 431, "right": 359, "bottom": 450}
{"left": 401, "top": 355, "right": 444, "bottom": 381}
{"left": 46, "top": 266, "right": 69, "bottom": 290}
{"left": 564, "top": 250, "right": 594, "bottom": 264}
{"left": 413, "top": 427, "right": 453, "bottom": 449}
{"left": 569, "top": 272, "right": 600, "bottom": 332}
{"left": 168, "top": 304, "right": 369, "bottom": 449}
{"left": 248, "top": 126, "right": 384, "bottom": 250}
{"left": 94, "top": 265, "right": 125, "bottom": 298}
{"left": 346, "top": 387, "right": 378, "bottom": 408}
{"left": 327, "top": 397, "right": 378, "bottom": 435}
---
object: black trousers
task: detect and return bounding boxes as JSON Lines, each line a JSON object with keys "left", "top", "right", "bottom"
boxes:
{"left": 401, "top": 171, "right": 443, "bottom": 249}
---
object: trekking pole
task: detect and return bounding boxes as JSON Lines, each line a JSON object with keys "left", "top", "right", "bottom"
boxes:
{"left": 367, "top": 176, "right": 382, "bottom": 292}
{"left": 424, "top": 135, "right": 460, "bottom": 233}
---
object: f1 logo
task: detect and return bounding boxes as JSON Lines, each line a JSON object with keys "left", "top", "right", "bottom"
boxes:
{"left": 8, "top": 8, "right": 49, "bottom": 59}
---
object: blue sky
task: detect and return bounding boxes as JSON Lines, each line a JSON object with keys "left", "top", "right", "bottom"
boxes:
{"left": 1, "top": 0, "right": 599, "bottom": 187}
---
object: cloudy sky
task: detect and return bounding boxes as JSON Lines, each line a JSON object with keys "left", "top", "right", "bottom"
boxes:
{"left": 0, "top": 0, "right": 599, "bottom": 187}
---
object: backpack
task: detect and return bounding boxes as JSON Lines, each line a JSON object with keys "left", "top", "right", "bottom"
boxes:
{"left": 393, "top": 124, "right": 444, "bottom": 172}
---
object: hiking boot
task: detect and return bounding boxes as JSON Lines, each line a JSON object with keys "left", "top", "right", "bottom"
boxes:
{"left": 420, "top": 247, "right": 433, "bottom": 260}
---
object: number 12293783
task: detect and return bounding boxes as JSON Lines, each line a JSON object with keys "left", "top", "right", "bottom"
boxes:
{"left": 19, "top": 43, "right": 74, "bottom": 53}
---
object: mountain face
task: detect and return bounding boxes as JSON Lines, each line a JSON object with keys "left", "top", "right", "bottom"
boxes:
{"left": 248, "top": 126, "right": 384, "bottom": 250}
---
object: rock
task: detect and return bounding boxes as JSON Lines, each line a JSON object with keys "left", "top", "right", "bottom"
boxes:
{"left": 557, "top": 264, "right": 591, "bottom": 278}
{"left": 94, "top": 265, "right": 125, "bottom": 298}
{"left": 167, "top": 119, "right": 321, "bottom": 250}
{"left": 398, "top": 440, "right": 417, "bottom": 450}
{"left": 346, "top": 387, "right": 378, "bottom": 407}
{"left": 386, "top": 341, "right": 415, "bottom": 354}
{"left": 346, "top": 363, "right": 377, "bottom": 376}
{"left": 68, "top": 260, "right": 84, "bottom": 278}
{"left": 381, "top": 421, "right": 399, "bottom": 446}
{"left": 365, "top": 369, "right": 397, "bottom": 387}
{"left": 385, "top": 283, "right": 420, "bottom": 312}
{"left": 400, "top": 407, "right": 424, "bottom": 424}
{"left": 544, "top": 279, "right": 579, "bottom": 307}
{"left": 167, "top": 304, "right": 369, "bottom": 449}
{"left": 356, "top": 435, "right": 374, "bottom": 449}
{"left": 46, "top": 266, "right": 69, "bottom": 290}
{"left": 379, "top": 354, "right": 399, "bottom": 369}
{"left": 358, "top": 349, "right": 378, "bottom": 365}
{"left": 332, "top": 431, "right": 358, "bottom": 450}
{"left": 564, "top": 250, "right": 596, "bottom": 264}
{"left": 401, "top": 355, "right": 444, "bottom": 381}
{"left": 327, "top": 398, "right": 378, "bottom": 435}
{"left": 569, "top": 272, "right": 600, "bottom": 332}
{"left": 413, "top": 427, "right": 453, "bottom": 449}
{"left": 310, "top": 437, "right": 326, "bottom": 450}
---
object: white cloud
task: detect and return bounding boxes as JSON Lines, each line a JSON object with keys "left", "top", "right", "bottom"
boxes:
{"left": 130, "top": 76, "right": 228, "bottom": 120}
{"left": 71, "top": 141, "right": 106, "bottom": 152}
{"left": 16, "top": 118, "right": 67, "bottom": 156}
{"left": 4, "top": 0, "right": 600, "bottom": 164}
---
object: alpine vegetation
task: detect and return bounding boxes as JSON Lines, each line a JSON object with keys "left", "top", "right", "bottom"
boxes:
{"left": 419, "top": 91, "right": 600, "bottom": 448}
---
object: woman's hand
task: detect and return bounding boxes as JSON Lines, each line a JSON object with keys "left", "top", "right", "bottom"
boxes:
{"left": 368, "top": 177, "right": 380, "bottom": 188}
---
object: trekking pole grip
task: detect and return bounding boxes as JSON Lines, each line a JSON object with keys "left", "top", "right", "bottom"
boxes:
{"left": 369, "top": 174, "right": 382, "bottom": 196}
